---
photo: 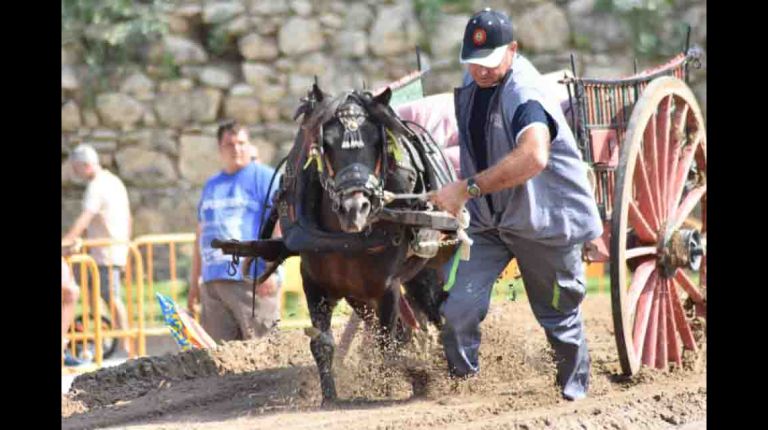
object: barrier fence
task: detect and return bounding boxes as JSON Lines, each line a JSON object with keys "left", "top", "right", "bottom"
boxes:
{"left": 62, "top": 234, "right": 607, "bottom": 370}
{"left": 79, "top": 238, "right": 147, "bottom": 358}
{"left": 64, "top": 254, "right": 103, "bottom": 368}
{"left": 132, "top": 233, "right": 196, "bottom": 338}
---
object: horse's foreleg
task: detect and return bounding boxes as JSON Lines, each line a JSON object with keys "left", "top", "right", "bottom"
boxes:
{"left": 338, "top": 298, "right": 378, "bottom": 361}
{"left": 304, "top": 282, "right": 338, "bottom": 405}
{"left": 346, "top": 297, "right": 378, "bottom": 332}
{"left": 377, "top": 285, "right": 402, "bottom": 351}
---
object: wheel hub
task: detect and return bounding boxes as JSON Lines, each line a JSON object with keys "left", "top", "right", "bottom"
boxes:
{"left": 659, "top": 228, "right": 703, "bottom": 277}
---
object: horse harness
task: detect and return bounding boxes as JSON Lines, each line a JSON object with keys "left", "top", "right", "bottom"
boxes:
{"left": 272, "top": 89, "right": 462, "bottom": 258}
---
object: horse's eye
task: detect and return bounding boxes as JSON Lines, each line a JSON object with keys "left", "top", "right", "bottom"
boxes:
{"left": 322, "top": 125, "right": 342, "bottom": 147}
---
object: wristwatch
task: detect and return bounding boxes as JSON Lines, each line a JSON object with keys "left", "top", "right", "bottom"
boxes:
{"left": 466, "top": 177, "right": 482, "bottom": 198}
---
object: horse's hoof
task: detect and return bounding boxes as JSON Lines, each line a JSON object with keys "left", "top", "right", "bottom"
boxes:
{"left": 304, "top": 326, "right": 321, "bottom": 339}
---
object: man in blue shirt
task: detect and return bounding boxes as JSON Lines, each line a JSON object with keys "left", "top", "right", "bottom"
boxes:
{"left": 188, "top": 120, "right": 281, "bottom": 342}
{"left": 429, "top": 9, "right": 603, "bottom": 400}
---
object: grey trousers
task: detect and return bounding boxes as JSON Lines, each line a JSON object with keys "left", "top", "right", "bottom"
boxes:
{"left": 440, "top": 230, "right": 590, "bottom": 400}
{"left": 201, "top": 279, "right": 281, "bottom": 342}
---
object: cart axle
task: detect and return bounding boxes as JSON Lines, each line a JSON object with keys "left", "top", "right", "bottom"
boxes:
{"left": 659, "top": 228, "right": 703, "bottom": 277}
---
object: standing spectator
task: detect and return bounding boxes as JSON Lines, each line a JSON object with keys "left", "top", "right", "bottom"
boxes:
{"left": 188, "top": 121, "right": 282, "bottom": 342}
{"left": 63, "top": 144, "right": 133, "bottom": 356}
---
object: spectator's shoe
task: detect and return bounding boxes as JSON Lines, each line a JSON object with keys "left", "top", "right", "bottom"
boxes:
{"left": 63, "top": 351, "right": 89, "bottom": 367}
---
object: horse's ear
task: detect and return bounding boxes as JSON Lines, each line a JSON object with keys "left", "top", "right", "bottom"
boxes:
{"left": 373, "top": 87, "right": 392, "bottom": 106}
{"left": 293, "top": 102, "right": 310, "bottom": 121}
{"left": 294, "top": 83, "right": 326, "bottom": 121}
{"left": 311, "top": 83, "right": 324, "bottom": 103}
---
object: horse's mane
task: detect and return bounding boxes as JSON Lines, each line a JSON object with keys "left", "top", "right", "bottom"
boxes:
{"left": 301, "top": 91, "right": 353, "bottom": 132}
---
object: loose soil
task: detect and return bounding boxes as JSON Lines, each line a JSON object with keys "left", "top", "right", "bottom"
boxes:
{"left": 62, "top": 294, "right": 706, "bottom": 429}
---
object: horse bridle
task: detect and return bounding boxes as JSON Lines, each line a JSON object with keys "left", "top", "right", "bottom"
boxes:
{"left": 307, "top": 94, "right": 389, "bottom": 217}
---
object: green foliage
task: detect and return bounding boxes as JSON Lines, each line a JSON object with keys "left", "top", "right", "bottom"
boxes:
{"left": 205, "top": 24, "right": 236, "bottom": 58}
{"left": 573, "top": 33, "right": 592, "bottom": 50}
{"left": 62, "top": 0, "right": 172, "bottom": 73}
{"left": 413, "top": 0, "right": 474, "bottom": 55}
{"left": 595, "top": 0, "right": 690, "bottom": 59}
{"left": 157, "top": 52, "right": 182, "bottom": 80}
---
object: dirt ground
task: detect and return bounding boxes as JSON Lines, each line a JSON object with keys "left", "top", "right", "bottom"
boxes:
{"left": 62, "top": 294, "right": 706, "bottom": 429}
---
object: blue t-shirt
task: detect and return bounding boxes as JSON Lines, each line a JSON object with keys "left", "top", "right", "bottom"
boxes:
{"left": 197, "top": 162, "right": 280, "bottom": 282}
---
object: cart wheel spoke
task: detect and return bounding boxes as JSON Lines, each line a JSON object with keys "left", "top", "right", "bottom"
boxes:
{"left": 671, "top": 184, "right": 706, "bottom": 232}
{"left": 629, "top": 201, "right": 658, "bottom": 243}
{"left": 667, "top": 100, "right": 688, "bottom": 212}
{"left": 641, "top": 280, "right": 661, "bottom": 366}
{"left": 656, "top": 96, "right": 673, "bottom": 218}
{"left": 669, "top": 278, "right": 697, "bottom": 351}
{"left": 627, "top": 260, "right": 657, "bottom": 318}
{"left": 632, "top": 270, "right": 657, "bottom": 357}
{"left": 674, "top": 268, "right": 705, "bottom": 304}
{"left": 667, "top": 131, "right": 704, "bottom": 220}
{"left": 625, "top": 246, "right": 657, "bottom": 260}
{"left": 643, "top": 113, "right": 665, "bottom": 223}
{"left": 655, "top": 279, "right": 669, "bottom": 369}
{"left": 665, "top": 280, "right": 682, "bottom": 366}
{"left": 633, "top": 151, "right": 661, "bottom": 230}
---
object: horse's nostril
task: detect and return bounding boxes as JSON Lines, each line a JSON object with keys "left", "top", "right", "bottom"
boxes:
{"left": 361, "top": 200, "right": 370, "bottom": 213}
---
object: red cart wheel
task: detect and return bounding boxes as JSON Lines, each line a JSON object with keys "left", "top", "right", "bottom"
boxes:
{"left": 611, "top": 76, "right": 706, "bottom": 375}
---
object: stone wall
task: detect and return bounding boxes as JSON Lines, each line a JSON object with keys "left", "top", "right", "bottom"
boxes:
{"left": 61, "top": 0, "right": 706, "bottom": 236}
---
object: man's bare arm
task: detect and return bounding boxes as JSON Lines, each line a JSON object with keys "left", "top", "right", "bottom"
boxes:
{"left": 428, "top": 124, "right": 551, "bottom": 216}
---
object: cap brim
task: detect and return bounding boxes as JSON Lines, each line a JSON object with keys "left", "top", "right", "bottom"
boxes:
{"left": 460, "top": 44, "right": 507, "bottom": 68}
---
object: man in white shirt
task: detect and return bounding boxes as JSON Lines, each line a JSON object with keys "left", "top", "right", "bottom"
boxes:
{"left": 63, "top": 144, "right": 133, "bottom": 355}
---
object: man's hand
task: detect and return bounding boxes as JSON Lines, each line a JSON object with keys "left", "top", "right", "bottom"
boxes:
{"left": 256, "top": 276, "right": 279, "bottom": 298}
{"left": 428, "top": 179, "right": 470, "bottom": 218}
{"left": 61, "top": 237, "right": 83, "bottom": 256}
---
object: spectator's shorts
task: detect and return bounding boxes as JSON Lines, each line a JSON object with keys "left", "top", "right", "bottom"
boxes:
{"left": 200, "top": 278, "right": 281, "bottom": 342}
{"left": 97, "top": 265, "right": 123, "bottom": 303}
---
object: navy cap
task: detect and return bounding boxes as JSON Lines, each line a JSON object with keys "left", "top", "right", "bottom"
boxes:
{"left": 460, "top": 8, "right": 514, "bottom": 68}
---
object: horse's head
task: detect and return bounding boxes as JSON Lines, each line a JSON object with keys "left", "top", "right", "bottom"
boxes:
{"left": 297, "top": 84, "right": 401, "bottom": 233}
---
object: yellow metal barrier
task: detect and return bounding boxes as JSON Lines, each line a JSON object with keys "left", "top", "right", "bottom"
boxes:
{"left": 64, "top": 254, "right": 103, "bottom": 368}
{"left": 496, "top": 258, "right": 522, "bottom": 286}
{"left": 78, "top": 239, "right": 146, "bottom": 357}
{"left": 132, "top": 233, "right": 196, "bottom": 337}
{"left": 281, "top": 256, "right": 307, "bottom": 318}
{"left": 586, "top": 261, "right": 607, "bottom": 293}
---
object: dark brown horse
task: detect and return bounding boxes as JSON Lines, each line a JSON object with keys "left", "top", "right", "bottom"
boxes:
{"left": 276, "top": 85, "right": 456, "bottom": 405}
{"left": 214, "top": 84, "right": 458, "bottom": 405}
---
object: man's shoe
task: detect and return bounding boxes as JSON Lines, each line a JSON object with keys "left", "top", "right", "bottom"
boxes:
{"left": 63, "top": 351, "right": 89, "bottom": 367}
{"left": 448, "top": 369, "right": 479, "bottom": 381}
{"left": 562, "top": 390, "right": 587, "bottom": 401}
